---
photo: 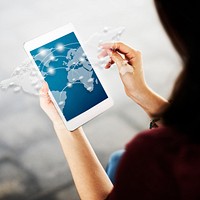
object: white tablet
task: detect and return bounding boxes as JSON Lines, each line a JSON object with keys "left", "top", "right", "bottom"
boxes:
{"left": 24, "top": 23, "right": 113, "bottom": 131}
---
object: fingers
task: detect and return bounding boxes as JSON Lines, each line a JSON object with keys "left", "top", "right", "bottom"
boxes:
{"left": 106, "top": 49, "right": 122, "bottom": 68}
{"left": 39, "top": 82, "right": 63, "bottom": 124}
{"left": 39, "top": 81, "right": 49, "bottom": 96}
{"left": 97, "top": 49, "right": 108, "bottom": 59}
{"left": 106, "top": 49, "right": 134, "bottom": 76}
{"left": 98, "top": 48, "right": 114, "bottom": 69}
{"left": 100, "top": 42, "right": 137, "bottom": 65}
{"left": 39, "top": 81, "right": 51, "bottom": 109}
{"left": 105, "top": 59, "right": 114, "bottom": 69}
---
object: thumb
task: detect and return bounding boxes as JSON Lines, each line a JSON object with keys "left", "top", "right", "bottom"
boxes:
{"left": 39, "top": 81, "right": 52, "bottom": 110}
{"left": 40, "top": 81, "right": 49, "bottom": 95}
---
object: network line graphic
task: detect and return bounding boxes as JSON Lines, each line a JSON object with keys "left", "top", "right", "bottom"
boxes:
{"left": 0, "top": 26, "right": 125, "bottom": 98}
{"left": 32, "top": 39, "right": 97, "bottom": 108}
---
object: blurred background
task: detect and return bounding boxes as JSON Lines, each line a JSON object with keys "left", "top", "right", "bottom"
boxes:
{"left": 0, "top": 0, "right": 181, "bottom": 199}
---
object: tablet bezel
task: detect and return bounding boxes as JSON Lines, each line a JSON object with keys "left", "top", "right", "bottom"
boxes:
{"left": 24, "top": 23, "right": 114, "bottom": 131}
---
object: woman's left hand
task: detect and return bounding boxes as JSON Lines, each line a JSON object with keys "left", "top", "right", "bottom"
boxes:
{"left": 39, "top": 82, "right": 66, "bottom": 129}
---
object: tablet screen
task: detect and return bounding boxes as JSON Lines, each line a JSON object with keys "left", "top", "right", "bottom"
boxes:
{"left": 30, "top": 32, "right": 108, "bottom": 121}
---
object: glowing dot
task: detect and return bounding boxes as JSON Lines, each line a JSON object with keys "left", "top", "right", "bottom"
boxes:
{"left": 56, "top": 44, "right": 65, "bottom": 52}
{"left": 48, "top": 67, "right": 55, "bottom": 75}
{"left": 59, "top": 101, "right": 64, "bottom": 105}
{"left": 39, "top": 49, "right": 47, "bottom": 56}
{"left": 87, "top": 78, "right": 94, "bottom": 83}
{"left": 50, "top": 56, "right": 55, "bottom": 60}
{"left": 72, "top": 78, "right": 76, "bottom": 81}
{"left": 103, "top": 27, "right": 109, "bottom": 33}
{"left": 79, "top": 57, "right": 85, "bottom": 62}
{"left": 79, "top": 76, "right": 84, "bottom": 80}
{"left": 0, "top": 86, "right": 6, "bottom": 90}
{"left": 15, "top": 67, "right": 21, "bottom": 72}
{"left": 13, "top": 86, "right": 21, "bottom": 92}
{"left": 67, "top": 83, "right": 72, "bottom": 88}
{"left": 87, "top": 86, "right": 92, "bottom": 91}
{"left": 9, "top": 82, "right": 14, "bottom": 86}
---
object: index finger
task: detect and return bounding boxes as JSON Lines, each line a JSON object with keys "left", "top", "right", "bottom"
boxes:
{"left": 100, "top": 42, "right": 136, "bottom": 64}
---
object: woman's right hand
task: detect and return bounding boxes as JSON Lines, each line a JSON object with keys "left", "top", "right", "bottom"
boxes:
{"left": 99, "top": 42, "right": 169, "bottom": 118}
{"left": 99, "top": 42, "right": 148, "bottom": 101}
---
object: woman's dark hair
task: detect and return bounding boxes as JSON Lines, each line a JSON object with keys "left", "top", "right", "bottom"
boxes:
{"left": 154, "top": 0, "right": 200, "bottom": 140}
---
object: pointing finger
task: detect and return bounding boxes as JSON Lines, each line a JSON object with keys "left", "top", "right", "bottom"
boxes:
{"left": 101, "top": 42, "right": 137, "bottom": 65}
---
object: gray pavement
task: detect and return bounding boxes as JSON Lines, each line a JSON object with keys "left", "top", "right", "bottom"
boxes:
{"left": 0, "top": 0, "right": 181, "bottom": 199}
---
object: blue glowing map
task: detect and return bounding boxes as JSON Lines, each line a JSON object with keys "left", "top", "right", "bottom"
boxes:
{"left": 30, "top": 32, "right": 108, "bottom": 121}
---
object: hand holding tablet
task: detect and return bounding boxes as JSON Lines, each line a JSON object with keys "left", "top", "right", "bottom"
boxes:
{"left": 24, "top": 23, "right": 113, "bottom": 131}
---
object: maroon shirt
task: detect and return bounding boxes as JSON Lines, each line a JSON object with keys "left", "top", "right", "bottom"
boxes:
{"left": 106, "top": 126, "right": 200, "bottom": 200}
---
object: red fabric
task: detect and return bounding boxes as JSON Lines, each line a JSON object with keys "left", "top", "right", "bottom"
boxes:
{"left": 106, "top": 126, "right": 200, "bottom": 200}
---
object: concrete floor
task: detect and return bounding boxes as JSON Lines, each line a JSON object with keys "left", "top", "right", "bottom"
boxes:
{"left": 0, "top": 0, "right": 181, "bottom": 199}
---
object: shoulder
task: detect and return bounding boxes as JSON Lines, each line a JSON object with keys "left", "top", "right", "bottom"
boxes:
{"left": 126, "top": 126, "right": 177, "bottom": 150}
{"left": 107, "top": 127, "right": 181, "bottom": 199}
{"left": 116, "top": 126, "right": 177, "bottom": 173}
{"left": 121, "top": 126, "right": 193, "bottom": 172}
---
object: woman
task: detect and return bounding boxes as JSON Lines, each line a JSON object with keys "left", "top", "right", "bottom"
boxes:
{"left": 40, "top": 0, "right": 200, "bottom": 199}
